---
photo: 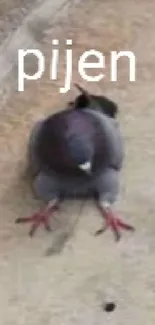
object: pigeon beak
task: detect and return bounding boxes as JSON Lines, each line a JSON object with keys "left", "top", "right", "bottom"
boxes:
{"left": 78, "top": 161, "right": 92, "bottom": 174}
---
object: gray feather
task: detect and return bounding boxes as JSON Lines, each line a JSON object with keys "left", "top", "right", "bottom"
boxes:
{"left": 83, "top": 108, "right": 124, "bottom": 170}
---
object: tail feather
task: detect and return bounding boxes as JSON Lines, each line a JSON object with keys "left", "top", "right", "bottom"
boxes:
{"left": 74, "top": 83, "right": 90, "bottom": 98}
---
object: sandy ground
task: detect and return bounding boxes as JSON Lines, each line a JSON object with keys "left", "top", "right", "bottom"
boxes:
{"left": 0, "top": 0, "right": 81, "bottom": 106}
{"left": 1, "top": 0, "right": 155, "bottom": 324}
{"left": 0, "top": 0, "right": 43, "bottom": 42}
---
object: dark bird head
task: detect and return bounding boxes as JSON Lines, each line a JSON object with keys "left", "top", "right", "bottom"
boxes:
{"left": 72, "top": 83, "right": 118, "bottom": 118}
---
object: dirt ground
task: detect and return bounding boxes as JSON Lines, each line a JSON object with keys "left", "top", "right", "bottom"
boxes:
{"left": 1, "top": 0, "right": 155, "bottom": 324}
{"left": 0, "top": 0, "right": 42, "bottom": 42}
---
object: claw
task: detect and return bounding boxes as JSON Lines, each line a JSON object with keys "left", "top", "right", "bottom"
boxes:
{"left": 16, "top": 217, "right": 34, "bottom": 223}
{"left": 95, "top": 225, "right": 108, "bottom": 236}
{"left": 96, "top": 203, "right": 134, "bottom": 241}
{"left": 16, "top": 200, "right": 59, "bottom": 236}
{"left": 116, "top": 219, "right": 135, "bottom": 231}
{"left": 29, "top": 221, "right": 40, "bottom": 237}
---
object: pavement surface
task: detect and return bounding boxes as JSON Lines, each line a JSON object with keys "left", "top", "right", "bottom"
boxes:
{"left": 1, "top": 0, "right": 155, "bottom": 324}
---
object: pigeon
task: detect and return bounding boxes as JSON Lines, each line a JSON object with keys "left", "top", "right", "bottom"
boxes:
{"left": 16, "top": 86, "right": 134, "bottom": 240}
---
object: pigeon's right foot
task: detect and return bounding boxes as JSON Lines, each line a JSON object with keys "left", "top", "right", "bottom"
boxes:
{"left": 95, "top": 202, "right": 135, "bottom": 241}
{"left": 16, "top": 199, "right": 59, "bottom": 237}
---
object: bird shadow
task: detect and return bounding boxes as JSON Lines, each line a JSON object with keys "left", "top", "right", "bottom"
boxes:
{"left": 45, "top": 200, "right": 83, "bottom": 256}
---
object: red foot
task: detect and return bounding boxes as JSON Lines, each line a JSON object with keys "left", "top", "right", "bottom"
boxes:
{"left": 16, "top": 200, "right": 59, "bottom": 237}
{"left": 95, "top": 205, "right": 135, "bottom": 241}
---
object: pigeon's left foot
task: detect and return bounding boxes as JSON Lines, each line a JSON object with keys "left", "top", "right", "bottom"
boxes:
{"left": 16, "top": 199, "right": 59, "bottom": 237}
{"left": 95, "top": 202, "right": 135, "bottom": 241}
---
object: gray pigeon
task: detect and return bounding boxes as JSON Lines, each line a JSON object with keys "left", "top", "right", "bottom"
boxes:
{"left": 16, "top": 91, "right": 134, "bottom": 241}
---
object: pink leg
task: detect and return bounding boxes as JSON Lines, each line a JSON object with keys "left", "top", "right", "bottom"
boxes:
{"left": 95, "top": 203, "right": 135, "bottom": 241}
{"left": 16, "top": 199, "right": 59, "bottom": 237}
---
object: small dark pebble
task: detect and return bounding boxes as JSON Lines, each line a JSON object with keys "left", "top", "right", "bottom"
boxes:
{"left": 103, "top": 302, "right": 116, "bottom": 312}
